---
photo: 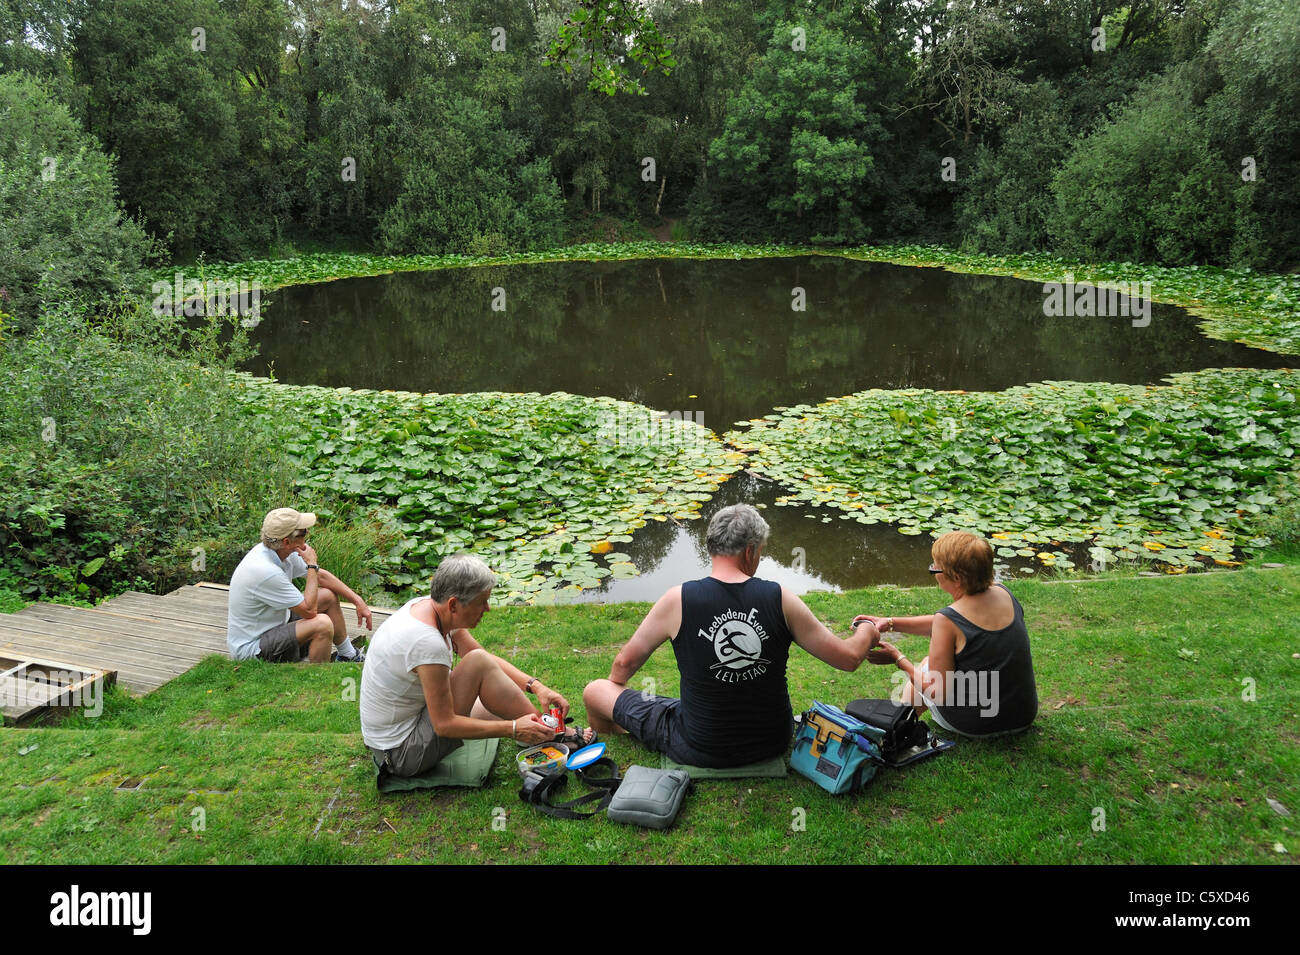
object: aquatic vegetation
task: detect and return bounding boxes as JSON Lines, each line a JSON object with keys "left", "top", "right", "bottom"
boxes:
{"left": 725, "top": 369, "right": 1300, "bottom": 571}
{"left": 233, "top": 376, "right": 744, "bottom": 604}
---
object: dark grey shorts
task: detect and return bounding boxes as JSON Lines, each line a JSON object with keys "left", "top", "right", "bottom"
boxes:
{"left": 613, "top": 689, "right": 693, "bottom": 760}
{"left": 612, "top": 689, "right": 789, "bottom": 768}
{"left": 370, "top": 707, "right": 462, "bottom": 777}
{"left": 257, "top": 619, "right": 306, "bottom": 663}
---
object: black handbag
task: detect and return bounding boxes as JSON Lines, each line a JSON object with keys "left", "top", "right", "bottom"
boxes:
{"left": 844, "top": 698, "right": 955, "bottom": 767}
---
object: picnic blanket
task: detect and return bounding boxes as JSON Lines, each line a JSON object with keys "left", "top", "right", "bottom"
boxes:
{"left": 659, "top": 753, "right": 788, "bottom": 779}
{"left": 373, "top": 737, "right": 499, "bottom": 793}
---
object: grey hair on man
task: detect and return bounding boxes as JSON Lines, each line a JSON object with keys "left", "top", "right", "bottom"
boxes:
{"left": 705, "top": 503, "right": 770, "bottom": 557}
{"left": 430, "top": 553, "right": 496, "bottom": 604}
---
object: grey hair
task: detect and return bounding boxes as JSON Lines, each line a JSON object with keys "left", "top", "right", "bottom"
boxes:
{"left": 261, "top": 530, "right": 304, "bottom": 550}
{"left": 705, "top": 504, "right": 770, "bottom": 557}
{"left": 430, "top": 553, "right": 496, "bottom": 604}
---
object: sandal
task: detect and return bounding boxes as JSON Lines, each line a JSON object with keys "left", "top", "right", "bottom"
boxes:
{"left": 555, "top": 725, "right": 598, "bottom": 749}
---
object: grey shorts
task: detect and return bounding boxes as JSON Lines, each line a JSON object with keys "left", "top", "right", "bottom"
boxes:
{"left": 613, "top": 689, "right": 789, "bottom": 767}
{"left": 612, "top": 689, "right": 723, "bottom": 765}
{"left": 257, "top": 619, "right": 306, "bottom": 663}
{"left": 370, "top": 708, "right": 462, "bottom": 777}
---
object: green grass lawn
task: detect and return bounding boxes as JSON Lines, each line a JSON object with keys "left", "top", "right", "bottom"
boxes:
{"left": 2, "top": 567, "right": 1297, "bottom": 864}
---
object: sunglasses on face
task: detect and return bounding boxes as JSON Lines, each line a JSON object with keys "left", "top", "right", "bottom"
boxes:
{"left": 928, "top": 566, "right": 944, "bottom": 575}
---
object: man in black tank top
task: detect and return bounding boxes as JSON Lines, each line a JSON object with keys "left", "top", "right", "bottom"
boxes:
{"left": 583, "top": 505, "right": 882, "bottom": 768}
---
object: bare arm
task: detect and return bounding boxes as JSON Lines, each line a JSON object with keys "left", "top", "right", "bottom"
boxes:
{"left": 608, "top": 587, "right": 681, "bottom": 685}
{"left": 290, "top": 572, "right": 320, "bottom": 620}
{"left": 784, "top": 588, "right": 879, "bottom": 671}
{"left": 317, "top": 567, "right": 373, "bottom": 630}
{"left": 871, "top": 614, "right": 959, "bottom": 704}
{"left": 417, "top": 663, "right": 549, "bottom": 743}
{"left": 285, "top": 543, "right": 320, "bottom": 618}
{"left": 860, "top": 613, "right": 936, "bottom": 637}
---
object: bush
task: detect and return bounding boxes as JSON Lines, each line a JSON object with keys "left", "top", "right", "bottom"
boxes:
{"left": 377, "top": 90, "right": 564, "bottom": 254}
{"left": 0, "top": 72, "right": 156, "bottom": 328}
{"left": 956, "top": 80, "right": 1070, "bottom": 254}
{"left": 1048, "top": 64, "right": 1234, "bottom": 265}
{"left": 0, "top": 297, "right": 294, "bottom": 601}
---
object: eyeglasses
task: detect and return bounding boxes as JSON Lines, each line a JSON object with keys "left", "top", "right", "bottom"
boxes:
{"left": 928, "top": 566, "right": 944, "bottom": 575}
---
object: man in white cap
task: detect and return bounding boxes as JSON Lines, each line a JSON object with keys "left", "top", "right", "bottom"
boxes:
{"left": 226, "top": 507, "right": 373, "bottom": 663}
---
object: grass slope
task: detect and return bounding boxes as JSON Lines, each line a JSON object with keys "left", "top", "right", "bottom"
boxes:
{"left": 2, "top": 568, "right": 1297, "bottom": 864}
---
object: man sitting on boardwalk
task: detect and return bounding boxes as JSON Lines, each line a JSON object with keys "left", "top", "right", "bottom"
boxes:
{"left": 226, "top": 508, "right": 372, "bottom": 663}
{"left": 583, "top": 504, "right": 881, "bottom": 768}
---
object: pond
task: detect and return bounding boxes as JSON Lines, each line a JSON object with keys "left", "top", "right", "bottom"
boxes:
{"left": 246, "top": 256, "right": 1291, "bottom": 597}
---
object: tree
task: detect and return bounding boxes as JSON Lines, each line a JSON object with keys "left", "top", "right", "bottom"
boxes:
{"left": 545, "top": 0, "right": 675, "bottom": 96}
{"left": 0, "top": 71, "right": 154, "bottom": 327}
{"left": 702, "top": 16, "right": 896, "bottom": 244}
{"left": 378, "top": 88, "right": 563, "bottom": 253}
{"left": 1048, "top": 63, "right": 1234, "bottom": 265}
{"left": 72, "top": 0, "right": 270, "bottom": 258}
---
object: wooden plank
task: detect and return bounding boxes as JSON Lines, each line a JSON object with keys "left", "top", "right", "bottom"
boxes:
{"left": 10, "top": 621, "right": 227, "bottom": 665}
{"left": 0, "top": 651, "right": 115, "bottom": 682}
{"left": 15, "top": 606, "right": 229, "bottom": 653}
{"left": 0, "top": 617, "right": 205, "bottom": 671}
{"left": 20, "top": 601, "right": 227, "bottom": 635}
{"left": 93, "top": 595, "right": 230, "bottom": 628}
{"left": 0, "top": 636, "right": 165, "bottom": 694}
{"left": 1, "top": 609, "right": 223, "bottom": 660}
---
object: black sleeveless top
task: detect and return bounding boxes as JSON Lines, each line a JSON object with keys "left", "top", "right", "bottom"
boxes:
{"left": 671, "top": 576, "right": 795, "bottom": 765}
{"left": 933, "top": 585, "right": 1038, "bottom": 736}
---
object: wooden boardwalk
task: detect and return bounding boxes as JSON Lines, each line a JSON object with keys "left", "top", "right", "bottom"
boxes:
{"left": 0, "top": 582, "right": 391, "bottom": 699}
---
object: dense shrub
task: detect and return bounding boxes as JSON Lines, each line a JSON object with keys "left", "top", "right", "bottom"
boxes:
{"left": 0, "top": 298, "right": 294, "bottom": 601}
{"left": 1048, "top": 64, "right": 1235, "bottom": 266}
{"left": 0, "top": 72, "right": 155, "bottom": 328}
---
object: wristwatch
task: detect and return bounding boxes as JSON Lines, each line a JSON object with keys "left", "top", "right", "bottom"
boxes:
{"left": 306, "top": 564, "right": 318, "bottom": 570}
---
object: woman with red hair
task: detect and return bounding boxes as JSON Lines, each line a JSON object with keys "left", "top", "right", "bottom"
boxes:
{"left": 860, "top": 532, "right": 1038, "bottom": 737}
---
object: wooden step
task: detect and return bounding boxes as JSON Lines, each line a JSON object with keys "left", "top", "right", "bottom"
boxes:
{"left": 16, "top": 605, "right": 228, "bottom": 652}
{"left": 0, "top": 614, "right": 212, "bottom": 671}
{"left": 0, "top": 631, "right": 177, "bottom": 695}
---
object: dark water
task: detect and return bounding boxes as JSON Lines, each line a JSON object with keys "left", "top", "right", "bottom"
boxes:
{"left": 247, "top": 256, "right": 1289, "bottom": 430}
{"left": 247, "top": 257, "right": 1290, "bottom": 597}
{"left": 564, "top": 471, "right": 941, "bottom": 604}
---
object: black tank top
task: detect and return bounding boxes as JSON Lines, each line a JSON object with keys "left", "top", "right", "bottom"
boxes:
{"left": 933, "top": 585, "right": 1038, "bottom": 736}
{"left": 671, "top": 576, "right": 794, "bottom": 763}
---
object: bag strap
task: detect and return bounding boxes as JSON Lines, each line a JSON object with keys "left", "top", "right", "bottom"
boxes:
{"left": 520, "top": 758, "right": 622, "bottom": 820}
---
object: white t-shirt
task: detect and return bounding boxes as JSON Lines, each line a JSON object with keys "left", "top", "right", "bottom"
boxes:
{"left": 360, "top": 598, "right": 454, "bottom": 750}
{"left": 226, "top": 544, "right": 309, "bottom": 660}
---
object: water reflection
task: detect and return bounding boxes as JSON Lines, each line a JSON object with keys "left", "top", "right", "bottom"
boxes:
{"left": 562, "top": 472, "right": 934, "bottom": 602}
{"left": 249, "top": 256, "right": 1292, "bottom": 429}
